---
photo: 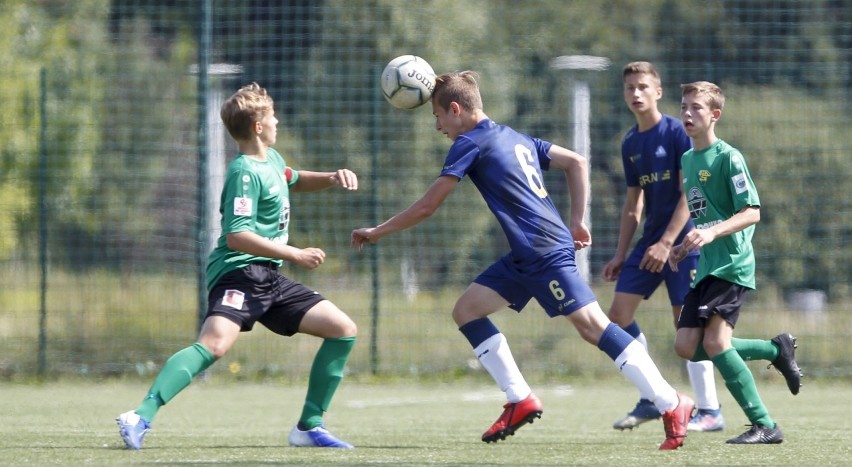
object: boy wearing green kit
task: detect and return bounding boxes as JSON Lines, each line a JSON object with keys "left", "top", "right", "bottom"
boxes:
{"left": 670, "top": 81, "right": 802, "bottom": 444}
{"left": 117, "top": 83, "right": 359, "bottom": 450}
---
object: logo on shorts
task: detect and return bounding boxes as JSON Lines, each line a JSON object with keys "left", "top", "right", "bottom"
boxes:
{"left": 222, "top": 289, "right": 245, "bottom": 310}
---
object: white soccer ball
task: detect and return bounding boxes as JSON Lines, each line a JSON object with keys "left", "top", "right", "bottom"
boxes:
{"left": 380, "top": 55, "right": 436, "bottom": 110}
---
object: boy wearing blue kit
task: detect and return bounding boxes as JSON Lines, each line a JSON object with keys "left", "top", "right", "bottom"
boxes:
{"left": 604, "top": 62, "right": 723, "bottom": 432}
{"left": 353, "top": 71, "right": 694, "bottom": 449}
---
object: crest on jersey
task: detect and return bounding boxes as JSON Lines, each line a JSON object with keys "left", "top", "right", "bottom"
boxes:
{"left": 687, "top": 187, "right": 707, "bottom": 218}
{"left": 698, "top": 170, "right": 711, "bottom": 185}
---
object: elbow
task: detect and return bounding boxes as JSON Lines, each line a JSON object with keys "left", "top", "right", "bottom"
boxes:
{"left": 572, "top": 155, "right": 588, "bottom": 173}
{"left": 225, "top": 233, "right": 242, "bottom": 250}
{"left": 750, "top": 206, "right": 761, "bottom": 224}
{"left": 415, "top": 204, "right": 438, "bottom": 220}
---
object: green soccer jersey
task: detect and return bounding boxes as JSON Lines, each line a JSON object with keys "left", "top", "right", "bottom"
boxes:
{"left": 206, "top": 148, "right": 299, "bottom": 291}
{"left": 681, "top": 139, "right": 760, "bottom": 289}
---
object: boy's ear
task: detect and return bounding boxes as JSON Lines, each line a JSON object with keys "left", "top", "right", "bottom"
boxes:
{"left": 449, "top": 101, "right": 461, "bottom": 116}
{"left": 711, "top": 108, "right": 722, "bottom": 121}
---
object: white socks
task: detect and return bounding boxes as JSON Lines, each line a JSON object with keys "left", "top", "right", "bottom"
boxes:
{"left": 687, "top": 360, "right": 720, "bottom": 410}
{"left": 473, "top": 333, "right": 531, "bottom": 403}
{"left": 614, "top": 340, "right": 678, "bottom": 412}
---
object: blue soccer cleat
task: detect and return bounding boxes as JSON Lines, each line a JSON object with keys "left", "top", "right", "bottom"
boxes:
{"left": 613, "top": 398, "right": 662, "bottom": 430}
{"left": 288, "top": 425, "right": 354, "bottom": 449}
{"left": 116, "top": 410, "right": 151, "bottom": 450}
{"left": 688, "top": 407, "right": 726, "bottom": 432}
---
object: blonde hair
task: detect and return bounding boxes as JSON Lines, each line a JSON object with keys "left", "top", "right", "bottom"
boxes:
{"left": 623, "top": 61, "right": 661, "bottom": 87}
{"left": 220, "top": 82, "right": 274, "bottom": 141}
{"left": 680, "top": 81, "right": 725, "bottom": 110}
{"left": 432, "top": 71, "right": 483, "bottom": 112}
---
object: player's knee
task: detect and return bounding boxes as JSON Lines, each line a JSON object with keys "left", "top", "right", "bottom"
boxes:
{"left": 201, "top": 340, "right": 231, "bottom": 359}
{"left": 324, "top": 312, "right": 357, "bottom": 338}
{"left": 340, "top": 318, "right": 357, "bottom": 338}
{"left": 606, "top": 308, "right": 632, "bottom": 327}
{"left": 701, "top": 338, "right": 726, "bottom": 357}
{"left": 673, "top": 339, "right": 694, "bottom": 360}
{"left": 451, "top": 305, "right": 476, "bottom": 326}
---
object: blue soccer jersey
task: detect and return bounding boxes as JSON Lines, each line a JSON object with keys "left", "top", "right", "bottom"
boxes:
{"left": 621, "top": 114, "right": 694, "bottom": 250}
{"left": 440, "top": 119, "right": 573, "bottom": 265}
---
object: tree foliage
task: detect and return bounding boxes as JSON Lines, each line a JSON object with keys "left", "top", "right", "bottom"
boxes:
{"left": 2, "top": 0, "right": 848, "bottom": 297}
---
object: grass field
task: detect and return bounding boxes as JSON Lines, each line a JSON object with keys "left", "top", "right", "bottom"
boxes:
{"left": 2, "top": 379, "right": 850, "bottom": 465}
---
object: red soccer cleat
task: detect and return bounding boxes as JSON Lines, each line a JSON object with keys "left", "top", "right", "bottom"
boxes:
{"left": 482, "top": 393, "right": 543, "bottom": 443}
{"left": 659, "top": 393, "right": 695, "bottom": 450}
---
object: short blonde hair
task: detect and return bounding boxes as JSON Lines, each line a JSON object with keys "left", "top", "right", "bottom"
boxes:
{"left": 220, "top": 82, "right": 274, "bottom": 141}
{"left": 432, "top": 71, "right": 483, "bottom": 112}
{"left": 623, "top": 61, "right": 661, "bottom": 87}
{"left": 680, "top": 81, "right": 725, "bottom": 110}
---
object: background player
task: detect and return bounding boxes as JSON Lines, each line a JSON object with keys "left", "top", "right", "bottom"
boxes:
{"left": 670, "top": 80, "right": 801, "bottom": 444}
{"left": 603, "top": 62, "right": 723, "bottom": 432}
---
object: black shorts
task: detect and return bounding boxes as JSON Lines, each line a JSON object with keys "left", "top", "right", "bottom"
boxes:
{"left": 677, "top": 275, "right": 748, "bottom": 330}
{"left": 206, "top": 262, "right": 326, "bottom": 336}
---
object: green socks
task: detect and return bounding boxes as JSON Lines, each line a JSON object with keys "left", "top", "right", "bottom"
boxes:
{"left": 134, "top": 337, "right": 355, "bottom": 429}
{"left": 711, "top": 348, "right": 775, "bottom": 428}
{"left": 136, "top": 342, "right": 216, "bottom": 422}
{"left": 730, "top": 337, "right": 780, "bottom": 361}
{"left": 299, "top": 336, "right": 356, "bottom": 430}
{"left": 691, "top": 338, "right": 780, "bottom": 363}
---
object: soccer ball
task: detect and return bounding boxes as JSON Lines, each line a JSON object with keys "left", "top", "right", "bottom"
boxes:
{"left": 380, "top": 55, "right": 436, "bottom": 110}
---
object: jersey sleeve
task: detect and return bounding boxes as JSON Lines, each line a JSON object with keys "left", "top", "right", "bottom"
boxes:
{"left": 726, "top": 149, "right": 760, "bottom": 211}
{"left": 440, "top": 136, "right": 479, "bottom": 180}
{"left": 621, "top": 131, "right": 640, "bottom": 187}
{"left": 532, "top": 137, "right": 553, "bottom": 170}
{"left": 268, "top": 148, "right": 299, "bottom": 186}
{"left": 220, "top": 163, "right": 261, "bottom": 235}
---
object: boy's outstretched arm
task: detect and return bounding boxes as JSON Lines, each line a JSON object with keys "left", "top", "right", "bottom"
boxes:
{"left": 351, "top": 176, "right": 457, "bottom": 252}
{"left": 292, "top": 168, "right": 358, "bottom": 192}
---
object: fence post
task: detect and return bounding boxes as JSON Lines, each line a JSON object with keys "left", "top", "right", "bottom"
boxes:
{"left": 37, "top": 67, "right": 48, "bottom": 377}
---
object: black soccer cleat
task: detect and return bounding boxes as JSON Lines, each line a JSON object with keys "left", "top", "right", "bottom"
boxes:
{"left": 769, "top": 333, "right": 802, "bottom": 395}
{"left": 726, "top": 424, "right": 784, "bottom": 444}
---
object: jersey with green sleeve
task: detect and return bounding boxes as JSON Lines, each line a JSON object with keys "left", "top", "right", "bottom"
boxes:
{"left": 206, "top": 148, "right": 299, "bottom": 290}
{"left": 681, "top": 139, "right": 760, "bottom": 289}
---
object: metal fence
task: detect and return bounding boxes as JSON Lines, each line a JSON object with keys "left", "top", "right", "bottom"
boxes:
{"left": 1, "top": 0, "right": 849, "bottom": 380}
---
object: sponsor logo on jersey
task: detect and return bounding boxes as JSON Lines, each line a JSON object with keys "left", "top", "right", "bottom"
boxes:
{"left": 234, "top": 196, "right": 253, "bottom": 216}
{"left": 687, "top": 187, "right": 707, "bottom": 218}
{"left": 732, "top": 173, "right": 749, "bottom": 194}
{"left": 696, "top": 219, "right": 722, "bottom": 229}
{"left": 638, "top": 170, "right": 673, "bottom": 187}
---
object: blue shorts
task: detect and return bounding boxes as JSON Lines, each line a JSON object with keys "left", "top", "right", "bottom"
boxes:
{"left": 473, "top": 248, "right": 597, "bottom": 317}
{"left": 615, "top": 245, "right": 698, "bottom": 306}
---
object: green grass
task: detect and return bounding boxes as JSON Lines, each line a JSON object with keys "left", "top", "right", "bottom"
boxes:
{"left": 2, "top": 379, "right": 850, "bottom": 465}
